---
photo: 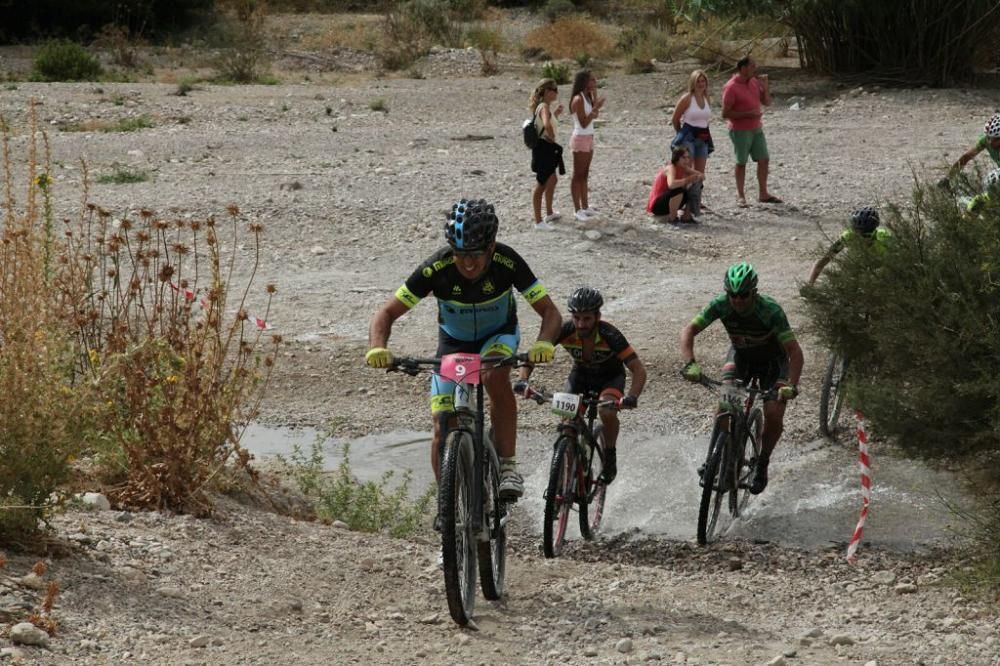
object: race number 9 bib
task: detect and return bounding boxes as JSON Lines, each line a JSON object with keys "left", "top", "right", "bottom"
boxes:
{"left": 439, "top": 353, "right": 482, "bottom": 385}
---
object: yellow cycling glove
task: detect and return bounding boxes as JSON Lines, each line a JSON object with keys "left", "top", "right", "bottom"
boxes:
{"left": 527, "top": 340, "right": 555, "bottom": 364}
{"left": 682, "top": 360, "right": 701, "bottom": 382}
{"left": 365, "top": 347, "right": 393, "bottom": 369}
{"left": 778, "top": 384, "right": 798, "bottom": 401}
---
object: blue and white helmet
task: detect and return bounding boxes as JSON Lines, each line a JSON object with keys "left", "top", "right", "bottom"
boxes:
{"left": 445, "top": 199, "right": 498, "bottom": 251}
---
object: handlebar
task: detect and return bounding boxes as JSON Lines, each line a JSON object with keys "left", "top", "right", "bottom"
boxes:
{"left": 388, "top": 352, "right": 532, "bottom": 377}
{"left": 689, "top": 373, "right": 780, "bottom": 402}
{"left": 518, "top": 384, "right": 622, "bottom": 411}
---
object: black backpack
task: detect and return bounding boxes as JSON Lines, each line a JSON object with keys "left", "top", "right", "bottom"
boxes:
{"left": 522, "top": 114, "right": 539, "bottom": 149}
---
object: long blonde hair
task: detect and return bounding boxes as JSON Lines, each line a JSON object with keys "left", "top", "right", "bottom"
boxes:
{"left": 529, "top": 78, "right": 556, "bottom": 112}
{"left": 688, "top": 69, "right": 710, "bottom": 101}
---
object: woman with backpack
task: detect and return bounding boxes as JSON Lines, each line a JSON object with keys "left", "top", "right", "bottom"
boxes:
{"left": 529, "top": 78, "right": 564, "bottom": 231}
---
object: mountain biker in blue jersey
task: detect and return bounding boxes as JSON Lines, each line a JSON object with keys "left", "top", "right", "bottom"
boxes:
{"left": 366, "top": 198, "right": 562, "bottom": 500}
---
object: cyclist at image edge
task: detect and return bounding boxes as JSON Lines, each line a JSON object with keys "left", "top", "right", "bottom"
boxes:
{"left": 679, "top": 262, "right": 804, "bottom": 495}
{"left": 943, "top": 113, "right": 1000, "bottom": 181}
{"left": 514, "top": 287, "right": 648, "bottom": 484}
{"left": 366, "top": 198, "right": 562, "bottom": 500}
{"left": 807, "top": 206, "right": 890, "bottom": 285}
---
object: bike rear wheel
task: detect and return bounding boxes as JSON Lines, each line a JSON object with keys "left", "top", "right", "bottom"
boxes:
{"left": 579, "top": 424, "right": 607, "bottom": 540}
{"left": 697, "top": 423, "right": 728, "bottom": 546}
{"left": 477, "top": 450, "right": 506, "bottom": 600}
{"left": 734, "top": 408, "right": 763, "bottom": 516}
{"left": 543, "top": 435, "right": 578, "bottom": 558}
{"left": 439, "top": 430, "right": 477, "bottom": 625}
{"left": 819, "top": 353, "right": 848, "bottom": 436}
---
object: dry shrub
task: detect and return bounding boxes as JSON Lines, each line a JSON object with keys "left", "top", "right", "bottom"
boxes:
{"left": 63, "top": 202, "right": 281, "bottom": 516}
{"left": 523, "top": 16, "right": 615, "bottom": 60}
{"left": 94, "top": 24, "right": 144, "bottom": 70}
{"left": 302, "top": 17, "right": 382, "bottom": 52}
{"left": 465, "top": 26, "right": 504, "bottom": 75}
{"left": 0, "top": 108, "right": 86, "bottom": 539}
{"left": 215, "top": 0, "right": 271, "bottom": 83}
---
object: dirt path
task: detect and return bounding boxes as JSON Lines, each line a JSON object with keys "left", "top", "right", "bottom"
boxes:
{"left": 1, "top": 61, "right": 999, "bottom": 664}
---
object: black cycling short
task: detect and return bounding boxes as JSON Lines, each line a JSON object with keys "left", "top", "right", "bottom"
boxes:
{"left": 563, "top": 367, "right": 626, "bottom": 398}
{"left": 722, "top": 346, "right": 788, "bottom": 391}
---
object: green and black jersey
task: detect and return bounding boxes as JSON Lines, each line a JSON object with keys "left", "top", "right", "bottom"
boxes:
{"left": 691, "top": 293, "right": 795, "bottom": 361}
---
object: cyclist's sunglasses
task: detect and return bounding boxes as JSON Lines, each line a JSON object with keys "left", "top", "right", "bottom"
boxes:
{"left": 726, "top": 290, "right": 753, "bottom": 300}
{"left": 455, "top": 249, "right": 488, "bottom": 259}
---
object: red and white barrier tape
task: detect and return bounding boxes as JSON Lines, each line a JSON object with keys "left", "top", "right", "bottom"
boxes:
{"left": 169, "top": 282, "right": 270, "bottom": 330}
{"left": 846, "top": 409, "right": 871, "bottom": 563}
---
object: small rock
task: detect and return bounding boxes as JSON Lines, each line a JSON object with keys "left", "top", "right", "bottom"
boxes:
{"left": 188, "top": 635, "right": 210, "bottom": 648}
{"left": 584, "top": 230, "right": 602, "bottom": 241}
{"left": 10, "top": 622, "right": 49, "bottom": 647}
{"left": 364, "top": 622, "right": 379, "bottom": 634}
{"left": 332, "top": 520, "right": 349, "bottom": 530}
{"left": 828, "top": 634, "right": 855, "bottom": 646}
{"left": 156, "top": 586, "right": 184, "bottom": 599}
{"left": 895, "top": 583, "right": 918, "bottom": 594}
{"left": 767, "top": 657, "right": 787, "bottom": 666}
{"left": 18, "top": 573, "right": 45, "bottom": 591}
{"left": 457, "top": 634, "right": 471, "bottom": 646}
{"left": 789, "top": 102, "right": 801, "bottom": 111}
{"left": 727, "top": 557, "right": 743, "bottom": 571}
{"left": 419, "top": 613, "right": 441, "bottom": 624}
{"left": 782, "top": 647, "right": 797, "bottom": 657}
{"left": 583, "top": 646, "right": 599, "bottom": 657}
{"left": 80, "top": 492, "right": 112, "bottom": 510}
{"left": 864, "top": 661, "right": 878, "bottom": 666}
{"left": 872, "top": 570, "right": 897, "bottom": 585}
{"left": 310, "top": 246, "right": 327, "bottom": 256}
{"left": 804, "top": 628, "right": 823, "bottom": 638}
{"left": 616, "top": 638, "right": 634, "bottom": 653}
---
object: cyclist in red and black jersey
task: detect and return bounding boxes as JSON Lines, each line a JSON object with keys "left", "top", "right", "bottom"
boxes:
{"left": 516, "top": 287, "right": 647, "bottom": 484}
{"left": 679, "top": 262, "right": 803, "bottom": 494}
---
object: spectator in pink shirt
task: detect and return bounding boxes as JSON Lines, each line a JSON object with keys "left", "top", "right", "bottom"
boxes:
{"left": 721, "top": 56, "right": 782, "bottom": 207}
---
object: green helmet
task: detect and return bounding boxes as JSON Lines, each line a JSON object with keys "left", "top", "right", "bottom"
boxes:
{"left": 724, "top": 261, "right": 758, "bottom": 294}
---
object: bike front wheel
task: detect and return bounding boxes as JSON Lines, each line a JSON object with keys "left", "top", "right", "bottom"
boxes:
{"left": 543, "top": 435, "right": 578, "bottom": 558}
{"left": 439, "top": 430, "right": 477, "bottom": 625}
{"left": 477, "top": 450, "right": 506, "bottom": 600}
{"left": 819, "top": 353, "right": 848, "bottom": 437}
{"left": 579, "top": 424, "right": 607, "bottom": 540}
{"left": 697, "top": 423, "right": 728, "bottom": 546}
{"left": 734, "top": 408, "right": 763, "bottom": 516}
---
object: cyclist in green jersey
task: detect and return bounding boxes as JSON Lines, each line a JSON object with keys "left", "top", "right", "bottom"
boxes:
{"left": 807, "top": 207, "right": 890, "bottom": 285}
{"left": 942, "top": 113, "right": 1000, "bottom": 185}
{"left": 679, "top": 262, "right": 804, "bottom": 494}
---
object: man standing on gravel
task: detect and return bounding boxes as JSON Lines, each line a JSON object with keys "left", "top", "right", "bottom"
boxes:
{"left": 721, "top": 56, "right": 782, "bottom": 208}
{"left": 365, "top": 198, "right": 562, "bottom": 501}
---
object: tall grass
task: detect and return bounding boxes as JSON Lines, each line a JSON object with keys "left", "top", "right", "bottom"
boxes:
{"left": 0, "top": 103, "right": 282, "bottom": 536}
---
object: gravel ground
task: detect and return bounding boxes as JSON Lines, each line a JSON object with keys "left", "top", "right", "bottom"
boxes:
{"left": 1, "top": 48, "right": 999, "bottom": 665}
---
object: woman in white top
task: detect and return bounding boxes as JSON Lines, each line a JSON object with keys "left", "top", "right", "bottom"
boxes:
{"left": 670, "top": 70, "right": 713, "bottom": 211}
{"left": 529, "top": 78, "right": 564, "bottom": 230}
{"left": 569, "top": 70, "right": 605, "bottom": 221}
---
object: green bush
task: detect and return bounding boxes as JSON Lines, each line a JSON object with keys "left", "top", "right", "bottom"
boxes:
{"left": 543, "top": 0, "right": 576, "bottom": 22}
{"left": 802, "top": 177, "right": 1000, "bottom": 459}
{"left": 280, "top": 440, "right": 434, "bottom": 537}
{"left": 541, "top": 60, "right": 571, "bottom": 84}
{"left": 33, "top": 40, "right": 103, "bottom": 82}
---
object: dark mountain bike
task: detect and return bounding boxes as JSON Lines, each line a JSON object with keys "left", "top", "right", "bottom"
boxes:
{"left": 693, "top": 375, "right": 777, "bottom": 546}
{"left": 389, "top": 352, "right": 528, "bottom": 626}
{"left": 521, "top": 386, "right": 618, "bottom": 558}
{"left": 819, "top": 352, "right": 849, "bottom": 437}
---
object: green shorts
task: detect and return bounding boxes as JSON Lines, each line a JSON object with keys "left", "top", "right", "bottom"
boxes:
{"left": 729, "top": 128, "right": 769, "bottom": 165}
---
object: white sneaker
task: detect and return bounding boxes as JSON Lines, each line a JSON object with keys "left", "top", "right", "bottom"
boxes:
{"left": 574, "top": 210, "right": 589, "bottom": 221}
{"left": 543, "top": 211, "right": 561, "bottom": 223}
{"left": 498, "top": 467, "right": 524, "bottom": 500}
{"left": 582, "top": 207, "right": 598, "bottom": 217}
{"left": 534, "top": 221, "right": 555, "bottom": 231}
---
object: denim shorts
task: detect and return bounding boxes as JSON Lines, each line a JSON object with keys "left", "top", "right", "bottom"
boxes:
{"left": 683, "top": 137, "right": 710, "bottom": 160}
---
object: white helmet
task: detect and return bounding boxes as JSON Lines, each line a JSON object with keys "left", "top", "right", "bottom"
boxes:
{"left": 985, "top": 114, "right": 1000, "bottom": 139}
